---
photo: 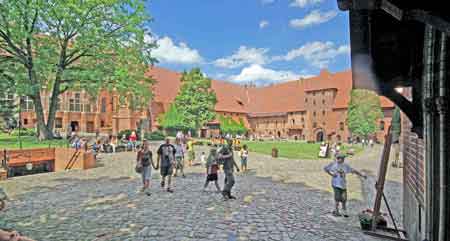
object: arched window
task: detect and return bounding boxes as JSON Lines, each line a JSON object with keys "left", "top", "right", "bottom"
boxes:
{"left": 292, "top": 119, "right": 295, "bottom": 124}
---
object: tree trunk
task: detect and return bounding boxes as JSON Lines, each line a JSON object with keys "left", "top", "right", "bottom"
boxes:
{"left": 33, "top": 98, "right": 53, "bottom": 140}
{"left": 46, "top": 71, "right": 62, "bottom": 134}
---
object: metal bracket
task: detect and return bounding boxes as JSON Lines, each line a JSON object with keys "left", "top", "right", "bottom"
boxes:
{"left": 435, "top": 96, "right": 448, "bottom": 114}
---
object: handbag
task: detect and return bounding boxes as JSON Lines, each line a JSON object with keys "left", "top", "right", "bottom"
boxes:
{"left": 135, "top": 163, "right": 143, "bottom": 174}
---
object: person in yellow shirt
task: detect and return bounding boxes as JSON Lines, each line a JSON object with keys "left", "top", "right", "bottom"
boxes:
{"left": 187, "top": 139, "right": 195, "bottom": 166}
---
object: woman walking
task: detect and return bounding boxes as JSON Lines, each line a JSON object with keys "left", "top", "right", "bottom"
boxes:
{"left": 136, "top": 140, "right": 156, "bottom": 196}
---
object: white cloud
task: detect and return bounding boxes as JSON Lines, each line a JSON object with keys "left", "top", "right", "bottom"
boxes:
{"left": 214, "top": 46, "right": 270, "bottom": 69}
{"left": 259, "top": 20, "right": 269, "bottom": 29}
{"left": 273, "top": 41, "right": 350, "bottom": 68}
{"left": 289, "top": 10, "right": 337, "bottom": 29}
{"left": 150, "top": 36, "right": 203, "bottom": 64}
{"left": 289, "top": 0, "right": 323, "bottom": 8}
{"left": 261, "top": 0, "right": 275, "bottom": 5}
{"left": 228, "top": 64, "right": 302, "bottom": 85}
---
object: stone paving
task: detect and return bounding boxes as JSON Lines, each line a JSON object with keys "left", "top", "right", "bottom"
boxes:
{"left": 0, "top": 143, "right": 403, "bottom": 241}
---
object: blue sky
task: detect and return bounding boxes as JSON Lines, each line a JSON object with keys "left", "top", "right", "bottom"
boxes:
{"left": 145, "top": 0, "right": 350, "bottom": 86}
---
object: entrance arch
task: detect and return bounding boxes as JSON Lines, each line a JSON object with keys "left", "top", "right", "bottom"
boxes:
{"left": 316, "top": 131, "right": 324, "bottom": 142}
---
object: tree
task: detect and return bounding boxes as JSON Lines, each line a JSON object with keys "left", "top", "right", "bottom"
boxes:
{"left": 0, "top": 0, "right": 156, "bottom": 139}
{"left": 173, "top": 68, "right": 217, "bottom": 130}
{"left": 347, "top": 89, "right": 384, "bottom": 139}
{"left": 158, "top": 104, "right": 192, "bottom": 133}
{"left": 219, "top": 116, "right": 248, "bottom": 136}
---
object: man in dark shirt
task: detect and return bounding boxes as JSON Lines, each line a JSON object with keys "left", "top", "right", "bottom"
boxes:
{"left": 217, "top": 139, "right": 240, "bottom": 200}
{"left": 157, "top": 138, "right": 176, "bottom": 193}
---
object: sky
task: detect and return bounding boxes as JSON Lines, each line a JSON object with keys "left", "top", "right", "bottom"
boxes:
{"left": 145, "top": 0, "right": 351, "bottom": 86}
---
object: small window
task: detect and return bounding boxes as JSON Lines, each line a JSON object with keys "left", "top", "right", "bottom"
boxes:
{"left": 100, "top": 120, "right": 105, "bottom": 128}
{"left": 322, "top": 99, "right": 325, "bottom": 104}
{"left": 101, "top": 97, "right": 107, "bottom": 113}
{"left": 313, "top": 111, "right": 316, "bottom": 117}
{"left": 313, "top": 100, "right": 316, "bottom": 105}
{"left": 322, "top": 110, "right": 326, "bottom": 116}
{"left": 340, "top": 122, "right": 344, "bottom": 131}
{"left": 292, "top": 119, "right": 295, "bottom": 125}
{"left": 313, "top": 122, "right": 317, "bottom": 128}
{"left": 305, "top": 98, "right": 308, "bottom": 103}
{"left": 23, "top": 119, "right": 28, "bottom": 125}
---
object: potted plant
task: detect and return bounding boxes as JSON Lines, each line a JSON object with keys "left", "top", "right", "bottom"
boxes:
{"left": 358, "top": 209, "right": 388, "bottom": 231}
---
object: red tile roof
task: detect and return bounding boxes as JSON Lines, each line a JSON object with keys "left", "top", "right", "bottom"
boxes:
{"left": 146, "top": 66, "right": 394, "bottom": 115}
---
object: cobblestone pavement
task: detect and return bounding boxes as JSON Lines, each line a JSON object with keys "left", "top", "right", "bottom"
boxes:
{"left": 0, "top": 143, "right": 402, "bottom": 241}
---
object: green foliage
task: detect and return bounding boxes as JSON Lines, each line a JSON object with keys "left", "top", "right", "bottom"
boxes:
{"left": 10, "top": 128, "right": 37, "bottom": 137}
{"left": 144, "top": 130, "right": 165, "bottom": 141}
{"left": 172, "top": 68, "right": 217, "bottom": 129}
{"left": 347, "top": 89, "right": 384, "bottom": 138}
{"left": 159, "top": 104, "right": 192, "bottom": 132}
{"left": 391, "top": 107, "right": 401, "bottom": 143}
{"left": 219, "top": 116, "right": 248, "bottom": 135}
{"left": 0, "top": 0, "right": 156, "bottom": 139}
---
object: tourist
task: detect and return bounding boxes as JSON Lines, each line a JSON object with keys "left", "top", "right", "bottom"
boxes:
{"left": 173, "top": 138, "right": 185, "bottom": 178}
{"left": 203, "top": 148, "right": 221, "bottom": 192}
{"left": 157, "top": 138, "right": 176, "bottom": 193}
{"left": 129, "top": 131, "right": 137, "bottom": 151}
{"left": 323, "top": 153, "right": 367, "bottom": 217}
{"left": 369, "top": 139, "right": 374, "bottom": 148}
{"left": 218, "top": 139, "right": 240, "bottom": 200}
{"left": 239, "top": 144, "right": 249, "bottom": 172}
{"left": 0, "top": 230, "right": 35, "bottom": 241}
{"left": 187, "top": 139, "right": 195, "bottom": 166}
{"left": 136, "top": 140, "right": 155, "bottom": 196}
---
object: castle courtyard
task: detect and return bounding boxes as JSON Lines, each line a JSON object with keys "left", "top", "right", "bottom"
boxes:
{"left": 0, "top": 144, "right": 402, "bottom": 241}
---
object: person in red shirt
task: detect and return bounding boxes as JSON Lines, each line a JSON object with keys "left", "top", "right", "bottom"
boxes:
{"left": 203, "top": 148, "right": 221, "bottom": 192}
{"left": 129, "top": 131, "right": 137, "bottom": 151}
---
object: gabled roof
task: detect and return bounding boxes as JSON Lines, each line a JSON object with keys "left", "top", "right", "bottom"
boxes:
{"left": 146, "top": 66, "right": 394, "bottom": 115}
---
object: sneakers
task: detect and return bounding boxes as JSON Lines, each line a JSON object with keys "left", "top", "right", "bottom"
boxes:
{"left": 332, "top": 211, "right": 341, "bottom": 217}
{"left": 161, "top": 181, "right": 165, "bottom": 188}
{"left": 222, "top": 191, "right": 229, "bottom": 200}
{"left": 167, "top": 188, "right": 174, "bottom": 193}
{"left": 228, "top": 195, "right": 237, "bottom": 200}
{"left": 341, "top": 210, "right": 349, "bottom": 217}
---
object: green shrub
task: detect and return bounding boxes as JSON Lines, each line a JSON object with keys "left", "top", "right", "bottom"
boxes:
{"left": 144, "top": 131, "right": 165, "bottom": 141}
{"left": 11, "top": 128, "right": 36, "bottom": 136}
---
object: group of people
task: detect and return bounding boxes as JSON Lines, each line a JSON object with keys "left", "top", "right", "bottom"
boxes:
{"left": 135, "top": 137, "right": 249, "bottom": 200}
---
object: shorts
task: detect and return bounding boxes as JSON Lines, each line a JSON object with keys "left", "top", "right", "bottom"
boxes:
{"left": 175, "top": 156, "right": 184, "bottom": 169}
{"left": 188, "top": 150, "right": 195, "bottom": 160}
{"left": 240, "top": 157, "right": 248, "bottom": 166}
{"left": 206, "top": 173, "right": 218, "bottom": 181}
{"left": 141, "top": 166, "right": 151, "bottom": 182}
{"left": 333, "top": 187, "right": 347, "bottom": 202}
{"left": 160, "top": 165, "right": 174, "bottom": 177}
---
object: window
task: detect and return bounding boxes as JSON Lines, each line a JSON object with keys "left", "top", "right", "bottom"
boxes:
{"left": 322, "top": 99, "right": 325, "bottom": 104}
{"left": 23, "top": 119, "right": 28, "bottom": 125}
{"left": 101, "top": 97, "right": 107, "bottom": 113}
{"left": 55, "top": 118, "right": 63, "bottom": 128}
{"left": 69, "top": 93, "right": 81, "bottom": 111}
{"left": 313, "top": 92, "right": 316, "bottom": 96}
{"left": 0, "top": 93, "right": 14, "bottom": 110}
{"left": 313, "top": 111, "right": 316, "bottom": 117}
{"left": 84, "top": 104, "right": 91, "bottom": 112}
{"left": 100, "top": 120, "right": 105, "bottom": 128}
{"left": 301, "top": 117, "right": 304, "bottom": 122}
{"left": 380, "top": 121, "right": 385, "bottom": 131}
{"left": 305, "top": 98, "right": 308, "bottom": 103}
{"left": 20, "top": 96, "right": 34, "bottom": 111}
{"left": 322, "top": 110, "right": 326, "bottom": 116}
{"left": 313, "top": 100, "right": 316, "bottom": 105}
{"left": 313, "top": 122, "right": 317, "bottom": 128}
{"left": 111, "top": 97, "right": 115, "bottom": 112}
{"left": 339, "top": 122, "right": 344, "bottom": 131}
{"left": 292, "top": 119, "right": 295, "bottom": 125}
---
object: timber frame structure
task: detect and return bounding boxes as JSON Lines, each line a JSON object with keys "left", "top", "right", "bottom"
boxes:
{"left": 336, "top": 1, "right": 449, "bottom": 241}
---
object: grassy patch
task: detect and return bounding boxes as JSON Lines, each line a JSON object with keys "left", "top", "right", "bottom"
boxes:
{"left": 0, "top": 133, "right": 69, "bottom": 150}
{"left": 242, "top": 141, "right": 363, "bottom": 160}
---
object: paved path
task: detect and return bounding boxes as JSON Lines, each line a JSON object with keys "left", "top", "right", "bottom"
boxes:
{"left": 0, "top": 144, "right": 402, "bottom": 241}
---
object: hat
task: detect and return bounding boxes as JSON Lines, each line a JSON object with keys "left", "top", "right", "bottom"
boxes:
{"left": 336, "top": 153, "right": 346, "bottom": 159}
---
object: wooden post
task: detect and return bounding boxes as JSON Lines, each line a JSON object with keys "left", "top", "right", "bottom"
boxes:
{"left": 371, "top": 125, "right": 393, "bottom": 230}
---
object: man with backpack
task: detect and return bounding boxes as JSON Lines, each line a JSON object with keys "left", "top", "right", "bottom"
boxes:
{"left": 157, "top": 138, "right": 177, "bottom": 193}
{"left": 217, "top": 139, "right": 240, "bottom": 200}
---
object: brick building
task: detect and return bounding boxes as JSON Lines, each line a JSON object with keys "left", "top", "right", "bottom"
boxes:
{"left": 19, "top": 66, "right": 393, "bottom": 142}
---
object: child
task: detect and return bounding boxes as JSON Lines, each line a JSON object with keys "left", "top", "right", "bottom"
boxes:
{"left": 174, "top": 138, "right": 185, "bottom": 178}
{"left": 239, "top": 144, "right": 249, "bottom": 172}
{"left": 324, "top": 153, "right": 366, "bottom": 217}
{"left": 203, "top": 148, "right": 221, "bottom": 192}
